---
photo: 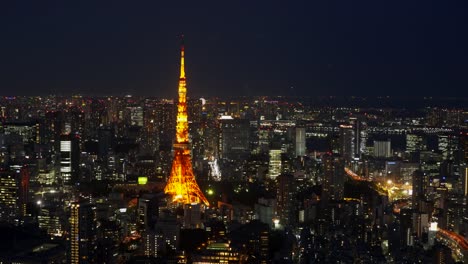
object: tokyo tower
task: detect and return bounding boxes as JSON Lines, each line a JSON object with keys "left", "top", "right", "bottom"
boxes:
{"left": 164, "top": 39, "right": 209, "bottom": 206}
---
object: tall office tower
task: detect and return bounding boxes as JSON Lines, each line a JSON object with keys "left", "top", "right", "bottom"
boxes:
{"left": 97, "top": 126, "right": 114, "bottom": 158}
{"left": 0, "top": 171, "right": 19, "bottom": 223}
{"left": 60, "top": 134, "right": 79, "bottom": 185}
{"left": 156, "top": 100, "right": 177, "bottom": 151}
{"left": 218, "top": 117, "right": 250, "bottom": 160}
{"left": 461, "top": 132, "right": 468, "bottom": 164}
{"left": 69, "top": 106, "right": 85, "bottom": 137}
{"left": 43, "top": 110, "right": 64, "bottom": 149}
{"left": 164, "top": 40, "right": 209, "bottom": 206}
{"left": 18, "top": 166, "right": 29, "bottom": 218}
{"left": 268, "top": 149, "right": 282, "bottom": 179}
{"left": 276, "top": 174, "right": 296, "bottom": 227}
{"left": 295, "top": 127, "right": 306, "bottom": 157}
{"left": 373, "top": 140, "right": 392, "bottom": 158}
{"left": 339, "top": 124, "right": 355, "bottom": 162}
{"left": 412, "top": 170, "right": 425, "bottom": 211}
{"left": 69, "top": 202, "right": 97, "bottom": 264}
{"left": 358, "top": 121, "right": 368, "bottom": 156}
{"left": 142, "top": 103, "right": 159, "bottom": 154}
{"left": 322, "top": 153, "right": 345, "bottom": 202}
{"left": 461, "top": 166, "right": 468, "bottom": 197}
{"left": 350, "top": 117, "right": 366, "bottom": 158}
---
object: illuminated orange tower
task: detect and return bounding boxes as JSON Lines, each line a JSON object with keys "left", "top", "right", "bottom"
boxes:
{"left": 164, "top": 39, "right": 209, "bottom": 206}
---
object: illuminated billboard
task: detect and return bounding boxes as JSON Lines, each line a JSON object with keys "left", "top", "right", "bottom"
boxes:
{"left": 138, "top": 176, "right": 148, "bottom": 185}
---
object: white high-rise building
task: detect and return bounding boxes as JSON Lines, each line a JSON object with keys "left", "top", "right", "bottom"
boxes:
{"left": 295, "top": 127, "right": 306, "bottom": 157}
{"left": 373, "top": 140, "right": 392, "bottom": 158}
{"left": 60, "top": 139, "right": 72, "bottom": 184}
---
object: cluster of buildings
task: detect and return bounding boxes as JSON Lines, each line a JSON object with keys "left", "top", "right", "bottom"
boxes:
{"left": 0, "top": 93, "right": 465, "bottom": 263}
{"left": 0, "top": 46, "right": 467, "bottom": 263}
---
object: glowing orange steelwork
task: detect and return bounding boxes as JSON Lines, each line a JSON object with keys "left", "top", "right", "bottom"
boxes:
{"left": 164, "top": 39, "right": 209, "bottom": 206}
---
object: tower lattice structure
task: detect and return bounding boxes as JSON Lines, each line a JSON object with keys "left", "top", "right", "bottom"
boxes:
{"left": 164, "top": 40, "right": 209, "bottom": 206}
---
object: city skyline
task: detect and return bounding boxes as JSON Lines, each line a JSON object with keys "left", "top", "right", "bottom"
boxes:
{"left": 0, "top": 2, "right": 467, "bottom": 263}
{"left": 0, "top": 91, "right": 466, "bottom": 262}
{"left": 1, "top": 1, "right": 467, "bottom": 97}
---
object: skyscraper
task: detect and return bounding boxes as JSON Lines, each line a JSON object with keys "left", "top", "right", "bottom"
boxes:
{"left": 69, "top": 202, "right": 97, "bottom": 264}
{"left": 276, "top": 174, "right": 296, "bottom": 227}
{"left": 164, "top": 40, "right": 209, "bottom": 206}
{"left": 412, "top": 170, "right": 425, "bottom": 211}
{"left": 322, "top": 153, "right": 345, "bottom": 202}
{"left": 295, "top": 127, "right": 306, "bottom": 157}
{"left": 60, "top": 133, "right": 79, "bottom": 185}
{"left": 0, "top": 170, "right": 18, "bottom": 223}
{"left": 60, "top": 136, "right": 72, "bottom": 184}
{"left": 339, "top": 124, "right": 355, "bottom": 162}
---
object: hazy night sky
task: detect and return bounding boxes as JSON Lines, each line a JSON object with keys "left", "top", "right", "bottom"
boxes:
{"left": 0, "top": 1, "right": 467, "bottom": 97}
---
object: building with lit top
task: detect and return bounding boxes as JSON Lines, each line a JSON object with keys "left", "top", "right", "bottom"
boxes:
{"left": 192, "top": 241, "right": 240, "bottom": 264}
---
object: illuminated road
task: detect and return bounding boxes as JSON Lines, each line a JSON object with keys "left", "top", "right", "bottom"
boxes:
{"left": 437, "top": 228, "right": 468, "bottom": 263}
{"left": 344, "top": 167, "right": 412, "bottom": 200}
{"left": 345, "top": 169, "right": 468, "bottom": 262}
{"left": 392, "top": 199, "right": 409, "bottom": 214}
{"left": 437, "top": 228, "right": 468, "bottom": 250}
{"left": 344, "top": 167, "right": 367, "bottom": 182}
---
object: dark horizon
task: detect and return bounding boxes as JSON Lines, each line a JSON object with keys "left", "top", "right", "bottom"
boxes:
{"left": 1, "top": 1, "right": 467, "bottom": 97}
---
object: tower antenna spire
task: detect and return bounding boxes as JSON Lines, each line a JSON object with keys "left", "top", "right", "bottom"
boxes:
{"left": 180, "top": 34, "right": 185, "bottom": 80}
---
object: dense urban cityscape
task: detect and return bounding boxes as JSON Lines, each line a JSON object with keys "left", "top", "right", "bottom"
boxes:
{"left": 0, "top": 42, "right": 466, "bottom": 264}
{"left": 1, "top": 1, "right": 467, "bottom": 262}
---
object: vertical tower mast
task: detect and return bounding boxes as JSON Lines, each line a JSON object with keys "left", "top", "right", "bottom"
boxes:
{"left": 176, "top": 38, "right": 188, "bottom": 145}
{"left": 164, "top": 38, "right": 209, "bottom": 206}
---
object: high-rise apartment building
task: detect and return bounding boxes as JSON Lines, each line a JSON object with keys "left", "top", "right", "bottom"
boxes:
{"left": 322, "top": 153, "right": 345, "bottom": 202}
{"left": 339, "top": 124, "right": 355, "bottom": 162}
{"left": 69, "top": 202, "right": 97, "bottom": 264}
{"left": 276, "top": 174, "right": 296, "bottom": 227}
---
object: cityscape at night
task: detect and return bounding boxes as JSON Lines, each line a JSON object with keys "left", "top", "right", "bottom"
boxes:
{"left": 1, "top": 1, "right": 468, "bottom": 264}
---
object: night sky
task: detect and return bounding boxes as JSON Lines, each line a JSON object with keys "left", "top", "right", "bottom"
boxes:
{"left": 1, "top": 1, "right": 467, "bottom": 97}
